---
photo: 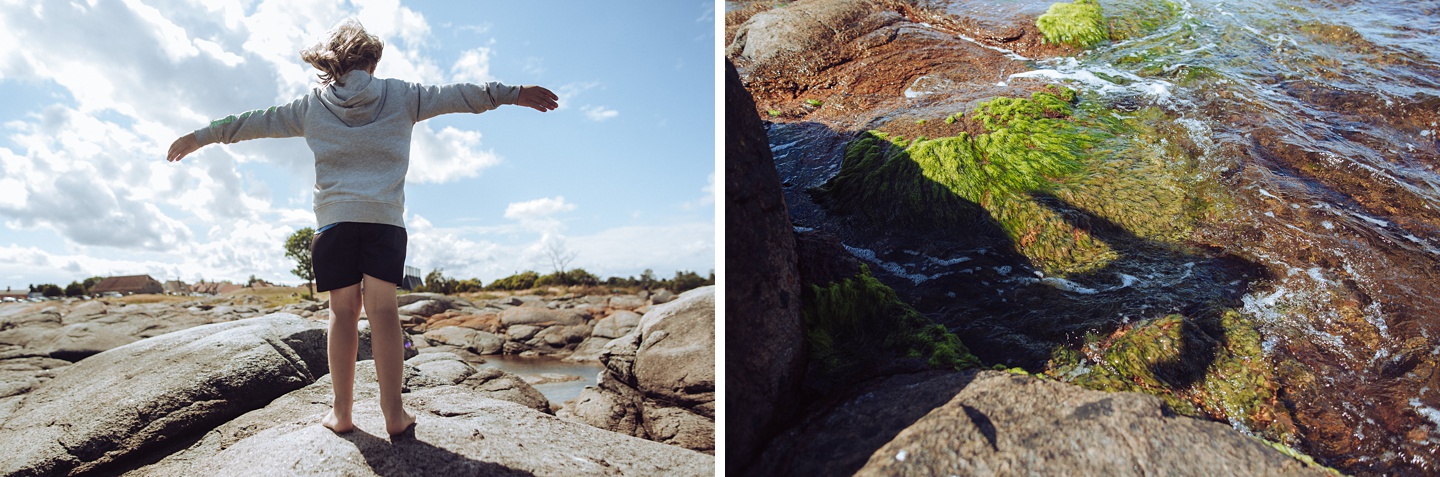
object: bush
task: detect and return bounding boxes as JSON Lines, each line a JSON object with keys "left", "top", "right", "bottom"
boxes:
{"left": 487, "top": 271, "right": 539, "bottom": 291}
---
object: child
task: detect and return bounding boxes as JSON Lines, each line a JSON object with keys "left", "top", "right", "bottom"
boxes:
{"left": 165, "top": 19, "right": 558, "bottom": 437}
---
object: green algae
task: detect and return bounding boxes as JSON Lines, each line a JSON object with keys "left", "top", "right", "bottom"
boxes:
{"left": 1048, "top": 311, "right": 1298, "bottom": 441}
{"left": 803, "top": 265, "right": 981, "bottom": 378}
{"left": 821, "top": 87, "right": 1210, "bottom": 275}
{"left": 805, "top": 98, "right": 823, "bottom": 107}
{"left": 1037, "top": 0, "right": 1108, "bottom": 48}
{"left": 1105, "top": 0, "right": 1181, "bottom": 42}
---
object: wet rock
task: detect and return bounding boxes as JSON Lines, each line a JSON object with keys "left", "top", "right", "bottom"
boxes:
{"left": 593, "top": 310, "right": 642, "bottom": 339}
{"left": 0, "top": 314, "right": 328, "bottom": 477}
{"left": 724, "top": 56, "right": 807, "bottom": 470}
{"left": 499, "top": 307, "right": 585, "bottom": 326}
{"left": 854, "top": 371, "right": 1332, "bottom": 476}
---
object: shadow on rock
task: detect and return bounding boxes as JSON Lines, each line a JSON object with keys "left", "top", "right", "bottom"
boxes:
{"left": 340, "top": 428, "right": 537, "bottom": 477}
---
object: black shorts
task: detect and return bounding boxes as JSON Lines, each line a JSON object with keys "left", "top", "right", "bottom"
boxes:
{"left": 311, "top": 222, "right": 407, "bottom": 292}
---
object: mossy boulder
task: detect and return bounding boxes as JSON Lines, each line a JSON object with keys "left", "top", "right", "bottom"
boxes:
{"left": 802, "top": 265, "right": 980, "bottom": 386}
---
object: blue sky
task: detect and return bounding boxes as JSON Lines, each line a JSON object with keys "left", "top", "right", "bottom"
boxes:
{"left": 0, "top": 1, "right": 716, "bottom": 289}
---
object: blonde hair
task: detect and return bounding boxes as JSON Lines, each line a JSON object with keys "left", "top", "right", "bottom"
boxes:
{"left": 300, "top": 19, "right": 383, "bottom": 86}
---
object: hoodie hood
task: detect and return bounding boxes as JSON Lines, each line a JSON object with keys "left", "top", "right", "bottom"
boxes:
{"left": 318, "top": 70, "right": 387, "bottom": 127}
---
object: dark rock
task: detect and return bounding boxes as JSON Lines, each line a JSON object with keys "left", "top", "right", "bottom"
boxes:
{"left": 0, "top": 314, "right": 328, "bottom": 477}
{"left": 724, "top": 57, "right": 807, "bottom": 470}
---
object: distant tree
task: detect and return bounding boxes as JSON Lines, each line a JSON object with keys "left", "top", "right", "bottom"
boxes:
{"left": 82, "top": 276, "right": 104, "bottom": 292}
{"left": 64, "top": 281, "right": 86, "bottom": 297}
{"left": 422, "top": 268, "right": 458, "bottom": 295}
{"left": 640, "top": 269, "right": 657, "bottom": 289}
{"left": 488, "top": 271, "right": 540, "bottom": 291}
{"left": 455, "top": 278, "right": 483, "bottom": 293}
{"left": 544, "top": 239, "right": 578, "bottom": 285}
{"left": 284, "top": 228, "right": 316, "bottom": 298}
{"left": 670, "top": 270, "right": 708, "bottom": 292}
{"left": 38, "top": 284, "right": 63, "bottom": 297}
{"left": 247, "top": 275, "right": 259, "bottom": 287}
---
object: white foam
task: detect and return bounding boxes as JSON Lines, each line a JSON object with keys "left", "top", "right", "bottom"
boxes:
{"left": 1352, "top": 212, "right": 1391, "bottom": 227}
{"left": 1041, "top": 277, "right": 1099, "bottom": 294}
{"left": 844, "top": 244, "right": 930, "bottom": 284}
{"left": 1008, "top": 57, "right": 1178, "bottom": 106}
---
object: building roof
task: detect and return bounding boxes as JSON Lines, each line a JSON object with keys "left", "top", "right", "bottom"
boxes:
{"left": 91, "top": 275, "right": 163, "bottom": 295}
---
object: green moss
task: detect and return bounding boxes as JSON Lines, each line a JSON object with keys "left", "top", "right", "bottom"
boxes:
{"left": 1049, "top": 311, "right": 1298, "bottom": 441}
{"left": 1037, "top": 0, "right": 1108, "bottom": 48}
{"left": 1258, "top": 438, "right": 1348, "bottom": 476}
{"left": 944, "top": 115, "right": 957, "bottom": 124}
{"left": 803, "top": 265, "right": 981, "bottom": 378}
{"left": 767, "top": 109, "right": 781, "bottom": 117}
{"left": 805, "top": 98, "right": 823, "bottom": 107}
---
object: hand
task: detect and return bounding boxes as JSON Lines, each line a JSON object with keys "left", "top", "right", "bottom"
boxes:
{"left": 517, "top": 85, "right": 559, "bottom": 112}
{"left": 166, "top": 133, "right": 200, "bottom": 162}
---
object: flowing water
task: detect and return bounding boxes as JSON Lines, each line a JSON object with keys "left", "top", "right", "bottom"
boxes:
{"left": 759, "top": 0, "right": 1440, "bottom": 474}
{"left": 479, "top": 354, "right": 602, "bottom": 405}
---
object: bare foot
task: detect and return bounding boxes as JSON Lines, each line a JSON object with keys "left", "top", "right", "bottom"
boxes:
{"left": 322, "top": 409, "right": 354, "bottom": 433}
{"left": 386, "top": 410, "right": 416, "bottom": 437}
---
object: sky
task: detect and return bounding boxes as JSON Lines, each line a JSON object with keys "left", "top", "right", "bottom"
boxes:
{"left": 0, "top": 0, "right": 716, "bottom": 290}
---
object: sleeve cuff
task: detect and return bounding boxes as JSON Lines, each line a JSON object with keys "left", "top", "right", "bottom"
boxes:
{"left": 192, "top": 127, "right": 215, "bottom": 146}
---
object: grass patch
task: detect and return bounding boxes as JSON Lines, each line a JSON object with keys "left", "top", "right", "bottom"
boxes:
{"left": 1037, "top": 0, "right": 1108, "bottom": 48}
{"left": 224, "top": 286, "right": 320, "bottom": 308}
{"left": 804, "top": 265, "right": 980, "bottom": 380}
{"left": 110, "top": 294, "right": 193, "bottom": 305}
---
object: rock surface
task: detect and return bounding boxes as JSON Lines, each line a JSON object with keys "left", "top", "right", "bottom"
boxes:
{"left": 724, "top": 56, "right": 808, "bottom": 471}
{"left": 130, "top": 358, "right": 707, "bottom": 476}
{"left": 855, "top": 371, "right": 1332, "bottom": 476}
{"left": 0, "top": 314, "right": 328, "bottom": 477}
{"left": 565, "top": 287, "right": 715, "bottom": 454}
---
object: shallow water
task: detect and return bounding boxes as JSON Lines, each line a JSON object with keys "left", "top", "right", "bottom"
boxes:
{"left": 479, "top": 354, "right": 602, "bottom": 405}
{"left": 762, "top": 0, "right": 1440, "bottom": 474}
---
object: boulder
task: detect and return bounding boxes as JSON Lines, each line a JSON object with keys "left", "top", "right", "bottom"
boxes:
{"left": 581, "top": 295, "right": 610, "bottom": 306}
{"left": 0, "top": 314, "right": 328, "bottom": 477}
{"left": 724, "top": 58, "right": 806, "bottom": 470}
{"left": 567, "top": 287, "right": 715, "bottom": 454}
{"left": 395, "top": 293, "right": 475, "bottom": 309}
{"left": 530, "top": 323, "right": 593, "bottom": 348}
{"left": 407, "top": 352, "right": 476, "bottom": 385}
{"left": 61, "top": 300, "right": 107, "bottom": 323}
{"left": 39, "top": 322, "right": 139, "bottom": 362}
{"left": 422, "top": 325, "right": 478, "bottom": 349}
{"left": 651, "top": 289, "right": 676, "bottom": 304}
{"left": 610, "top": 295, "right": 647, "bottom": 311}
{"left": 136, "top": 385, "right": 712, "bottom": 476}
{"left": 593, "top": 310, "right": 642, "bottom": 339}
{"left": 397, "top": 299, "right": 449, "bottom": 317}
{"left": 499, "top": 307, "right": 585, "bottom": 326}
{"left": 854, "top": 371, "right": 1332, "bottom": 476}
{"left": 461, "top": 366, "right": 552, "bottom": 413}
{"left": 564, "top": 336, "right": 611, "bottom": 363}
{"left": 468, "top": 330, "right": 506, "bottom": 355}
{"left": 634, "top": 287, "right": 715, "bottom": 410}
{"left": 506, "top": 324, "right": 543, "bottom": 341}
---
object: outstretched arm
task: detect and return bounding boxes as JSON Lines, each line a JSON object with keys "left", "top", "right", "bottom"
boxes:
{"left": 166, "top": 133, "right": 200, "bottom": 162}
{"left": 414, "top": 82, "right": 560, "bottom": 121}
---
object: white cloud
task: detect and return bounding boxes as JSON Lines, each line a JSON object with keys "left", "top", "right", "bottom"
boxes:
{"left": 450, "top": 47, "right": 494, "bottom": 84}
{"left": 583, "top": 105, "right": 619, "bottom": 121}
{"left": 408, "top": 123, "right": 501, "bottom": 183}
{"left": 504, "top": 196, "right": 576, "bottom": 219}
{"left": 682, "top": 172, "right": 716, "bottom": 210}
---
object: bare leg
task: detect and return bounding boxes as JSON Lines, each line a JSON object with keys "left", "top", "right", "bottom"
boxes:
{"left": 322, "top": 282, "right": 362, "bottom": 433}
{"left": 363, "top": 274, "right": 415, "bottom": 436}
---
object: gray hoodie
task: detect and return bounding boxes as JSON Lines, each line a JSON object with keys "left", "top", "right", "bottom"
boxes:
{"left": 194, "top": 70, "right": 520, "bottom": 230}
